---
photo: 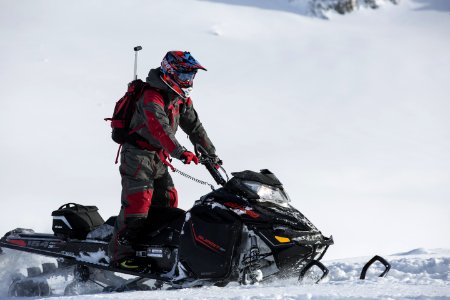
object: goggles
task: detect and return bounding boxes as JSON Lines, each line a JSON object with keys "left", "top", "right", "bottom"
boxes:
{"left": 176, "top": 71, "right": 197, "bottom": 87}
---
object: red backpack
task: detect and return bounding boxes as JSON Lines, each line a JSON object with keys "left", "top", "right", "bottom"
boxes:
{"left": 104, "top": 79, "right": 150, "bottom": 145}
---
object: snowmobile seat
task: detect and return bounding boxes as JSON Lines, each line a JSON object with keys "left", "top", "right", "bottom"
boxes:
{"left": 86, "top": 216, "right": 116, "bottom": 241}
{"left": 87, "top": 207, "right": 185, "bottom": 243}
{"left": 104, "top": 216, "right": 117, "bottom": 226}
{"left": 144, "top": 206, "right": 185, "bottom": 234}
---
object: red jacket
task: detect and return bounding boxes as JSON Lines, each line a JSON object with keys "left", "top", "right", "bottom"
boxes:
{"left": 129, "top": 68, "right": 216, "bottom": 159}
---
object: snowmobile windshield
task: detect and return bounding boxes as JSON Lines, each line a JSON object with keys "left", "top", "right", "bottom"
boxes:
{"left": 242, "top": 181, "right": 291, "bottom": 208}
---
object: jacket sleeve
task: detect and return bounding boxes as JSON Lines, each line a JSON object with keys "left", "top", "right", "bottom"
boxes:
{"left": 140, "top": 89, "right": 186, "bottom": 159}
{"left": 179, "top": 98, "right": 216, "bottom": 155}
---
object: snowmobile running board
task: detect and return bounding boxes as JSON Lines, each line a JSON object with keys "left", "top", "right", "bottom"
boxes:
{"left": 0, "top": 239, "right": 170, "bottom": 282}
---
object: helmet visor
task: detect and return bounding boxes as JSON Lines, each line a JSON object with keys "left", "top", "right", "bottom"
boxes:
{"left": 176, "top": 71, "right": 196, "bottom": 87}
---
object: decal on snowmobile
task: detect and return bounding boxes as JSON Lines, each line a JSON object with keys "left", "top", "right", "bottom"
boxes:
{"left": 7, "top": 239, "right": 26, "bottom": 247}
{"left": 52, "top": 216, "right": 73, "bottom": 229}
{"left": 27, "top": 241, "right": 59, "bottom": 249}
{"left": 292, "top": 233, "right": 323, "bottom": 243}
{"left": 224, "top": 202, "right": 260, "bottom": 219}
{"left": 191, "top": 223, "right": 226, "bottom": 253}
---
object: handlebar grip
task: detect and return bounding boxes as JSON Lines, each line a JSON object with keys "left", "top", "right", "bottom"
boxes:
{"left": 194, "top": 144, "right": 227, "bottom": 186}
{"left": 204, "top": 161, "right": 226, "bottom": 186}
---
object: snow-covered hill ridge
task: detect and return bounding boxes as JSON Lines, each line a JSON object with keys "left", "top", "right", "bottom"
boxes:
{"left": 310, "top": 0, "right": 399, "bottom": 17}
{"left": 0, "top": 248, "right": 449, "bottom": 299}
{"left": 328, "top": 248, "right": 450, "bottom": 282}
{"left": 206, "top": 0, "right": 400, "bottom": 18}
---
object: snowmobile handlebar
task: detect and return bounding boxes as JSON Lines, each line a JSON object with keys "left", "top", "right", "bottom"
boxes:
{"left": 195, "top": 144, "right": 227, "bottom": 187}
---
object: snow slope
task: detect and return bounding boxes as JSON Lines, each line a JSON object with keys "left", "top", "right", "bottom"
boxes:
{"left": 0, "top": 0, "right": 449, "bottom": 276}
{"left": 0, "top": 248, "right": 449, "bottom": 299}
{"left": 0, "top": 1, "right": 449, "bottom": 298}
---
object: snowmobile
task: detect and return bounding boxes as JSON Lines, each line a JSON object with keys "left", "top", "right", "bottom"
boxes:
{"left": 0, "top": 146, "right": 389, "bottom": 296}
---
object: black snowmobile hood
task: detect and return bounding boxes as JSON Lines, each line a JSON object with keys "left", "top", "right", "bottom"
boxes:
{"left": 231, "top": 169, "right": 282, "bottom": 187}
{"left": 223, "top": 169, "right": 284, "bottom": 200}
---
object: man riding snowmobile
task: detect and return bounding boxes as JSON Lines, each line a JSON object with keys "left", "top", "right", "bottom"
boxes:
{"left": 109, "top": 51, "right": 222, "bottom": 270}
{"left": 0, "top": 48, "right": 390, "bottom": 295}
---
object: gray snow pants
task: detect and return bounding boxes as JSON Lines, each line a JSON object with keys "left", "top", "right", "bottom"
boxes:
{"left": 108, "top": 143, "right": 178, "bottom": 263}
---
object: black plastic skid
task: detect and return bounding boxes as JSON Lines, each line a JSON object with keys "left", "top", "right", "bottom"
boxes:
{"left": 360, "top": 255, "right": 391, "bottom": 279}
{"left": 298, "top": 260, "right": 329, "bottom": 284}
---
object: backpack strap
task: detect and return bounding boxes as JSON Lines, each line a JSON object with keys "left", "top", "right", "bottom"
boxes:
{"left": 113, "top": 83, "right": 177, "bottom": 169}
{"left": 115, "top": 144, "right": 122, "bottom": 164}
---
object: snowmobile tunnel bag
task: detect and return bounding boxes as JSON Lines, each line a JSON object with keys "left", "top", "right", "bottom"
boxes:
{"left": 51, "top": 203, "right": 104, "bottom": 239}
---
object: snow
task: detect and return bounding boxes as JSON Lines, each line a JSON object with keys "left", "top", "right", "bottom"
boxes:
{"left": 86, "top": 224, "right": 114, "bottom": 241}
{"left": 78, "top": 250, "right": 109, "bottom": 265}
{"left": 0, "top": 0, "right": 449, "bottom": 298}
{"left": 1, "top": 248, "right": 449, "bottom": 299}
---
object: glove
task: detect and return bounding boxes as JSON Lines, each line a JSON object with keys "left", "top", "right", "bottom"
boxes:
{"left": 210, "top": 154, "right": 223, "bottom": 169}
{"left": 180, "top": 151, "right": 199, "bottom": 165}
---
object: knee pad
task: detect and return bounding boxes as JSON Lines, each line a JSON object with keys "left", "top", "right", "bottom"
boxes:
{"left": 168, "top": 187, "right": 178, "bottom": 208}
{"left": 124, "top": 189, "right": 153, "bottom": 217}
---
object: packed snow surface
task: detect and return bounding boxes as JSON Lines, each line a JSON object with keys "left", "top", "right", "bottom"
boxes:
{"left": 0, "top": 248, "right": 449, "bottom": 299}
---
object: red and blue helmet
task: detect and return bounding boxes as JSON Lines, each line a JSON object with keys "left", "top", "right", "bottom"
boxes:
{"left": 160, "top": 51, "right": 207, "bottom": 98}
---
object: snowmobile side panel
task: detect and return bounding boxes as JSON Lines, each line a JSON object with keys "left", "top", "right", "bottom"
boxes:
{"left": 179, "top": 205, "right": 242, "bottom": 280}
